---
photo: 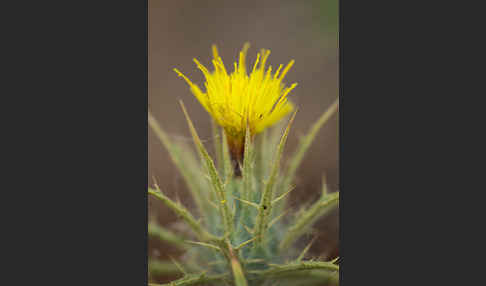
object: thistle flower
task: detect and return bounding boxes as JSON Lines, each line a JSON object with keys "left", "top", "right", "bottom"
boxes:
{"left": 174, "top": 43, "right": 297, "bottom": 175}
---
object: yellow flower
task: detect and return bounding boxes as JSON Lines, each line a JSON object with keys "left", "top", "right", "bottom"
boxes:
{"left": 174, "top": 43, "right": 297, "bottom": 175}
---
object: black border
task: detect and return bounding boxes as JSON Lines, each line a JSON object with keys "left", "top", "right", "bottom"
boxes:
{"left": 3, "top": 1, "right": 148, "bottom": 284}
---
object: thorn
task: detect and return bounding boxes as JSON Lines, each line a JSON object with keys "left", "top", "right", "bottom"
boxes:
{"left": 208, "top": 260, "right": 226, "bottom": 266}
{"left": 185, "top": 240, "right": 221, "bottom": 252}
{"left": 268, "top": 208, "right": 291, "bottom": 228}
{"left": 321, "top": 173, "right": 328, "bottom": 196}
{"left": 271, "top": 185, "right": 296, "bottom": 205}
{"left": 175, "top": 190, "right": 182, "bottom": 206}
{"left": 169, "top": 255, "right": 187, "bottom": 275}
{"left": 235, "top": 236, "right": 258, "bottom": 250}
{"left": 244, "top": 259, "right": 265, "bottom": 264}
{"left": 204, "top": 174, "right": 212, "bottom": 182}
{"left": 207, "top": 198, "right": 218, "bottom": 209}
{"left": 233, "top": 196, "right": 259, "bottom": 209}
{"left": 151, "top": 176, "right": 160, "bottom": 189}
{"left": 296, "top": 236, "right": 318, "bottom": 262}
{"left": 330, "top": 256, "right": 340, "bottom": 264}
{"left": 242, "top": 223, "right": 254, "bottom": 234}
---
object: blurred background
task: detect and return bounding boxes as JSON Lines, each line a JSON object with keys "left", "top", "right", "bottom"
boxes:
{"left": 148, "top": 0, "right": 338, "bottom": 283}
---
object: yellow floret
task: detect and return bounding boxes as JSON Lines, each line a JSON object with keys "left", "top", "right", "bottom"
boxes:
{"left": 174, "top": 43, "right": 296, "bottom": 141}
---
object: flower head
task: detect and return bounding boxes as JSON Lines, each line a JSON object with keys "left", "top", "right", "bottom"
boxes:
{"left": 174, "top": 43, "right": 297, "bottom": 175}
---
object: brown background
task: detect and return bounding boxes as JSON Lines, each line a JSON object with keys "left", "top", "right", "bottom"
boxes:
{"left": 148, "top": 0, "right": 339, "bottom": 283}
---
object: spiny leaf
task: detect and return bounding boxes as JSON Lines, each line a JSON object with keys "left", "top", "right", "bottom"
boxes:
{"left": 148, "top": 111, "right": 209, "bottom": 217}
{"left": 148, "top": 222, "right": 188, "bottom": 250}
{"left": 148, "top": 187, "right": 213, "bottom": 241}
{"left": 283, "top": 98, "right": 338, "bottom": 192}
{"left": 179, "top": 100, "right": 234, "bottom": 237}
{"left": 148, "top": 260, "right": 185, "bottom": 276}
{"left": 254, "top": 110, "right": 297, "bottom": 245}
{"left": 280, "top": 192, "right": 339, "bottom": 250}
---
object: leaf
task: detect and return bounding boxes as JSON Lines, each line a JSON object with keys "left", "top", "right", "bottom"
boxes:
{"left": 254, "top": 110, "right": 297, "bottom": 245}
{"left": 179, "top": 100, "right": 234, "bottom": 237}
{"left": 148, "top": 222, "right": 188, "bottom": 250}
{"left": 148, "top": 186, "right": 214, "bottom": 241}
{"left": 281, "top": 98, "right": 338, "bottom": 199}
{"left": 280, "top": 192, "right": 339, "bottom": 250}
{"left": 148, "top": 260, "right": 185, "bottom": 276}
{"left": 148, "top": 111, "right": 209, "bottom": 216}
